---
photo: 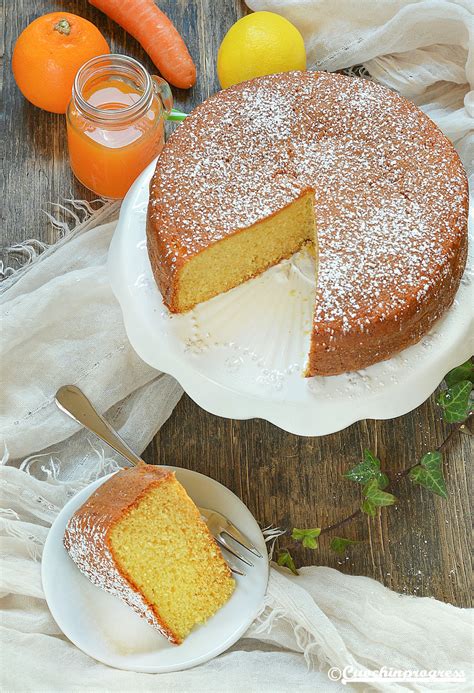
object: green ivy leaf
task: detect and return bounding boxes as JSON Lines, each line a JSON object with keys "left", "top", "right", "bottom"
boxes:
{"left": 291, "top": 527, "right": 321, "bottom": 549}
{"left": 361, "top": 498, "right": 377, "bottom": 516}
{"left": 444, "top": 359, "right": 474, "bottom": 387}
{"left": 437, "top": 380, "right": 473, "bottom": 423}
{"left": 330, "top": 537, "right": 360, "bottom": 554}
{"left": 409, "top": 451, "right": 447, "bottom": 498}
{"left": 376, "top": 471, "right": 390, "bottom": 490}
{"left": 276, "top": 549, "right": 298, "bottom": 575}
{"left": 345, "top": 449, "right": 388, "bottom": 488}
{"left": 363, "top": 478, "right": 397, "bottom": 507}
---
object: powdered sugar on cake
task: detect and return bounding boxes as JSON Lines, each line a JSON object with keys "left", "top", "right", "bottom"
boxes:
{"left": 64, "top": 510, "right": 169, "bottom": 637}
{"left": 148, "top": 71, "right": 467, "bottom": 345}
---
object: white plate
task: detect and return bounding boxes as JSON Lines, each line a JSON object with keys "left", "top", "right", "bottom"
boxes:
{"left": 42, "top": 467, "right": 268, "bottom": 673}
{"left": 108, "top": 160, "right": 473, "bottom": 436}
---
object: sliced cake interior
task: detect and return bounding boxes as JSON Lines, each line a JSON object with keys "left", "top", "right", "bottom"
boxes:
{"left": 108, "top": 475, "right": 235, "bottom": 643}
{"left": 175, "top": 189, "right": 316, "bottom": 312}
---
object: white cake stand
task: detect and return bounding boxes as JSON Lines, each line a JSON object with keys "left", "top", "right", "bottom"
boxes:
{"left": 108, "top": 160, "right": 473, "bottom": 436}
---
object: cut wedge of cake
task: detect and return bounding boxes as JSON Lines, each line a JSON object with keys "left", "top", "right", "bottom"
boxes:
{"left": 64, "top": 464, "right": 235, "bottom": 644}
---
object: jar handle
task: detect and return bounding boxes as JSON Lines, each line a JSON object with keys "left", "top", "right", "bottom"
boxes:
{"left": 151, "top": 75, "right": 173, "bottom": 117}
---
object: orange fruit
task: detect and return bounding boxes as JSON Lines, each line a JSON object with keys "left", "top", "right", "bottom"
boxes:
{"left": 12, "top": 12, "right": 110, "bottom": 114}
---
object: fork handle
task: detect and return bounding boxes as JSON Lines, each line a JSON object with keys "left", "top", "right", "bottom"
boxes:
{"left": 55, "top": 385, "right": 143, "bottom": 468}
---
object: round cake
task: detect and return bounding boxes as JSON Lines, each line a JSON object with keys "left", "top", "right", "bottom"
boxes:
{"left": 147, "top": 71, "right": 468, "bottom": 376}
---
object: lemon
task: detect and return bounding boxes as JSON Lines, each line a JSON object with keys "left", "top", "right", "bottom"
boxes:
{"left": 217, "top": 12, "right": 306, "bottom": 89}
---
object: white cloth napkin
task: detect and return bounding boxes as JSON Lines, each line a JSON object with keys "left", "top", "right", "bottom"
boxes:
{"left": 0, "top": 204, "right": 183, "bottom": 466}
{"left": 1, "top": 0, "right": 473, "bottom": 690}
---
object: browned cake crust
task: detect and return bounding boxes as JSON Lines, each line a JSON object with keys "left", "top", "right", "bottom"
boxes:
{"left": 147, "top": 71, "right": 468, "bottom": 376}
{"left": 63, "top": 465, "right": 231, "bottom": 644}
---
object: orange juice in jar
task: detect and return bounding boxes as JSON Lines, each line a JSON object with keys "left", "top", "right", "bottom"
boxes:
{"left": 67, "top": 55, "right": 173, "bottom": 199}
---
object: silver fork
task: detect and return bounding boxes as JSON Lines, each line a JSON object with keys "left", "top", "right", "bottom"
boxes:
{"left": 55, "top": 385, "right": 262, "bottom": 576}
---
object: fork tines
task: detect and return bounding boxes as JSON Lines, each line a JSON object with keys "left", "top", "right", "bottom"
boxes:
{"left": 200, "top": 507, "right": 264, "bottom": 576}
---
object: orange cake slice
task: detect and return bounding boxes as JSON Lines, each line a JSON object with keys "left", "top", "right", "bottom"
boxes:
{"left": 64, "top": 464, "right": 235, "bottom": 644}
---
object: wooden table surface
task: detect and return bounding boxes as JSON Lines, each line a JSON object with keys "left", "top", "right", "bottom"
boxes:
{"left": 4, "top": 1, "right": 472, "bottom": 606}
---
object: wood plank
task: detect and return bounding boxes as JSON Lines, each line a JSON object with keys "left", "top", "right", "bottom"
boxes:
{"left": 3, "top": 0, "right": 472, "bottom": 607}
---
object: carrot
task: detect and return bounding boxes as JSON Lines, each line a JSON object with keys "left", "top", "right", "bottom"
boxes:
{"left": 88, "top": 0, "right": 196, "bottom": 89}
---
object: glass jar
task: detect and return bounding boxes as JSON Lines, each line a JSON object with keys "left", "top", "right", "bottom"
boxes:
{"left": 66, "top": 54, "right": 173, "bottom": 199}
